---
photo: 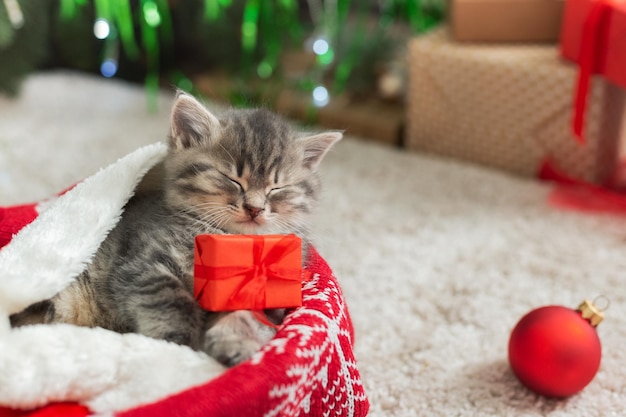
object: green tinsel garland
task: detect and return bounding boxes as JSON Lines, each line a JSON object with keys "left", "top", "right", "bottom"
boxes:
{"left": 0, "top": 0, "right": 445, "bottom": 102}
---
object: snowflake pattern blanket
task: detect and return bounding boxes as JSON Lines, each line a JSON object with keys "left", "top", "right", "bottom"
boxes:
{"left": 0, "top": 143, "right": 369, "bottom": 417}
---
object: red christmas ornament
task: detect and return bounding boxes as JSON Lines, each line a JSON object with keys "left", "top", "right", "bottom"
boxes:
{"left": 508, "top": 300, "right": 604, "bottom": 397}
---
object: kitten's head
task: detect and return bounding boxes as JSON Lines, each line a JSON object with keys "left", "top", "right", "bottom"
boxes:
{"left": 164, "top": 93, "right": 341, "bottom": 237}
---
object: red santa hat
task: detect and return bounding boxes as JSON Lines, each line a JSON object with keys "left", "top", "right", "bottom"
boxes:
{"left": 0, "top": 143, "right": 368, "bottom": 417}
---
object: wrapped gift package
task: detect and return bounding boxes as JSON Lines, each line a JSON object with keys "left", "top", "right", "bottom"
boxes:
{"left": 450, "top": 0, "right": 565, "bottom": 42}
{"left": 561, "top": 0, "right": 626, "bottom": 89}
{"left": 560, "top": 0, "right": 626, "bottom": 141}
{"left": 194, "top": 234, "right": 303, "bottom": 311}
{"left": 406, "top": 28, "right": 626, "bottom": 184}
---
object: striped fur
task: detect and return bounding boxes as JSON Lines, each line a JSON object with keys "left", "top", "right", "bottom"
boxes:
{"left": 11, "top": 94, "right": 341, "bottom": 366}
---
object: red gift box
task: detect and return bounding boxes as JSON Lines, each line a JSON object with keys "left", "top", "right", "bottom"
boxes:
{"left": 560, "top": 0, "right": 626, "bottom": 142}
{"left": 193, "top": 234, "right": 304, "bottom": 311}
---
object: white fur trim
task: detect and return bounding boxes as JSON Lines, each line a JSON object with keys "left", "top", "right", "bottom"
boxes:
{"left": 0, "top": 143, "right": 168, "bottom": 321}
{"left": 0, "top": 324, "right": 224, "bottom": 413}
{"left": 0, "top": 142, "right": 225, "bottom": 413}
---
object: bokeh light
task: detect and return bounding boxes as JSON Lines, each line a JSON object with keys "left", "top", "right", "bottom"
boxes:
{"left": 312, "top": 85, "right": 329, "bottom": 107}
{"left": 312, "top": 38, "right": 329, "bottom": 55}
{"left": 100, "top": 59, "right": 118, "bottom": 78}
{"left": 93, "top": 18, "right": 110, "bottom": 39}
{"left": 143, "top": 2, "right": 162, "bottom": 28}
{"left": 257, "top": 61, "right": 273, "bottom": 79}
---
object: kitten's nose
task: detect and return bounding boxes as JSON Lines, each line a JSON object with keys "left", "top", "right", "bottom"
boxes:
{"left": 244, "top": 204, "right": 264, "bottom": 220}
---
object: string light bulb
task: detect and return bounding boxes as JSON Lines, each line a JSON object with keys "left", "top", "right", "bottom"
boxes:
{"left": 307, "top": 35, "right": 334, "bottom": 66}
{"left": 312, "top": 85, "right": 329, "bottom": 107}
{"left": 312, "top": 38, "right": 329, "bottom": 55}
{"left": 142, "top": 1, "right": 162, "bottom": 28}
{"left": 100, "top": 58, "right": 118, "bottom": 78}
{"left": 93, "top": 18, "right": 111, "bottom": 39}
{"left": 257, "top": 61, "right": 273, "bottom": 79}
{"left": 4, "top": 0, "right": 24, "bottom": 29}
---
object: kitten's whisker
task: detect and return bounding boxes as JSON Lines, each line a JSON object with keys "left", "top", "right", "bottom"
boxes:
{"left": 192, "top": 209, "right": 232, "bottom": 234}
{"left": 218, "top": 143, "right": 236, "bottom": 165}
{"left": 192, "top": 202, "right": 227, "bottom": 208}
{"left": 192, "top": 211, "right": 228, "bottom": 230}
{"left": 176, "top": 204, "right": 226, "bottom": 218}
{"left": 271, "top": 215, "right": 308, "bottom": 237}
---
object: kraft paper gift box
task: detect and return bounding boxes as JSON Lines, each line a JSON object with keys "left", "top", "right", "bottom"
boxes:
{"left": 406, "top": 27, "right": 626, "bottom": 184}
{"left": 194, "top": 234, "right": 303, "bottom": 312}
{"left": 451, "top": 0, "right": 565, "bottom": 42}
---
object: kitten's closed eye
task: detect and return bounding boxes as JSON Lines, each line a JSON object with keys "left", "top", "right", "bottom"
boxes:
{"left": 224, "top": 176, "right": 244, "bottom": 193}
{"left": 267, "top": 186, "right": 298, "bottom": 203}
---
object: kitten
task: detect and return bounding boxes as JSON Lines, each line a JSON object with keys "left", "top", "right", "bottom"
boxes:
{"left": 11, "top": 93, "right": 341, "bottom": 366}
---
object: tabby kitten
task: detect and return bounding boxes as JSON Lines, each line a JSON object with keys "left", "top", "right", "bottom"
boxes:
{"left": 11, "top": 93, "right": 341, "bottom": 366}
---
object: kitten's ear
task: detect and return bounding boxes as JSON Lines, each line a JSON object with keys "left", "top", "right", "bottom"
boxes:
{"left": 169, "top": 92, "right": 221, "bottom": 151}
{"left": 300, "top": 131, "right": 342, "bottom": 171}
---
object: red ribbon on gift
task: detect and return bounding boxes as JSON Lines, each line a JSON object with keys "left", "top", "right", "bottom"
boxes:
{"left": 540, "top": 158, "right": 626, "bottom": 215}
{"left": 571, "top": 0, "right": 614, "bottom": 144}
{"left": 194, "top": 235, "right": 303, "bottom": 311}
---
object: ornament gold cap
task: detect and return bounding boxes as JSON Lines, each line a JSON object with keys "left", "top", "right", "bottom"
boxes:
{"left": 577, "top": 300, "right": 604, "bottom": 327}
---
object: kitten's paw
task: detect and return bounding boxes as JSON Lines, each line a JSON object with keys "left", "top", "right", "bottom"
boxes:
{"left": 203, "top": 310, "right": 277, "bottom": 366}
{"left": 203, "top": 333, "right": 262, "bottom": 366}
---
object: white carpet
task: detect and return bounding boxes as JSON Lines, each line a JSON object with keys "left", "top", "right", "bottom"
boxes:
{"left": 2, "top": 71, "right": 626, "bottom": 416}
